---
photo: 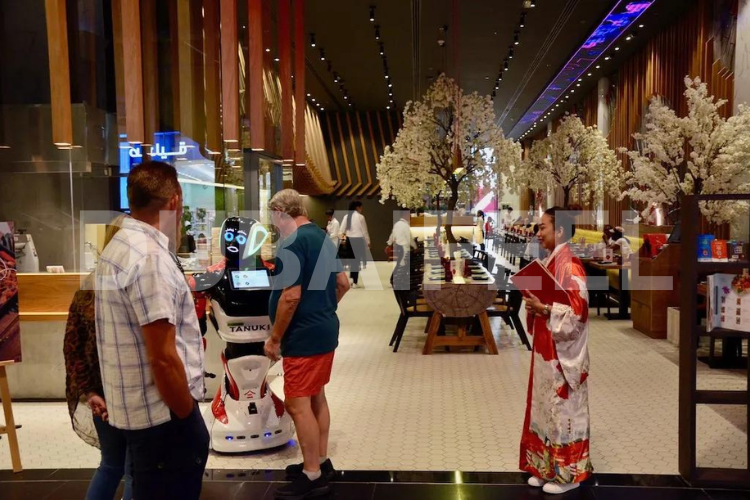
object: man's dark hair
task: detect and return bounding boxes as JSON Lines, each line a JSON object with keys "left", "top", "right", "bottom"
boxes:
{"left": 127, "top": 161, "right": 180, "bottom": 212}
{"left": 325, "top": 209, "right": 335, "bottom": 217}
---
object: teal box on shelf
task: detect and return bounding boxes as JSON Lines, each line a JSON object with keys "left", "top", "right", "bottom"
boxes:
{"left": 697, "top": 234, "right": 714, "bottom": 262}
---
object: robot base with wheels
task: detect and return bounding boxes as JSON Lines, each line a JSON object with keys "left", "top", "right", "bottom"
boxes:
{"left": 192, "top": 217, "right": 294, "bottom": 453}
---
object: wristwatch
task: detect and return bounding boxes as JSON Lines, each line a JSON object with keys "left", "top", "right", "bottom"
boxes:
{"left": 543, "top": 304, "right": 551, "bottom": 316}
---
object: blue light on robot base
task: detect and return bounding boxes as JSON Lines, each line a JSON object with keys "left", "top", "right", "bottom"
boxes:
{"left": 226, "top": 436, "right": 234, "bottom": 441}
{"left": 264, "top": 432, "right": 273, "bottom": 438}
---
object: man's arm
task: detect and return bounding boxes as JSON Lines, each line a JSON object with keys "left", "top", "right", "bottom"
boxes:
{"left": 142, "top": 319, "right": 194, "bottom": 419}
{"left": 270, "top": 285, "right": 302, "bottom": 343}
{"left": 336, "top": 271, "right": 351, "bottom": 303}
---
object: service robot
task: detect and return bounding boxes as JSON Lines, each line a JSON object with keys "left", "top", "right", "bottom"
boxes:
{"left": 192, "top": 217, "right": 294, "bottom": 453}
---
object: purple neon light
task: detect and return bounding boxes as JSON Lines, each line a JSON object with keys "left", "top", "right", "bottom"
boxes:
{"left": 510, "top": 0, "right": 654, "bottom": 138}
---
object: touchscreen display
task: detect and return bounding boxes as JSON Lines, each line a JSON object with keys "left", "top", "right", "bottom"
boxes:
{"left": 230, "top": 270, "right": 270, "bottom": 289}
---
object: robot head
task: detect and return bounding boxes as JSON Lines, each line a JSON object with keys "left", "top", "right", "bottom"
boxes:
{"left": 220, "top": 217, "right": 267, "bottom": 267}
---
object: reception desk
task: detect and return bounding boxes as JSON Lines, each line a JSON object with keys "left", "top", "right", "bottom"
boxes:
{"left": 10, "top": 273, "right": 224, "bottom": 400}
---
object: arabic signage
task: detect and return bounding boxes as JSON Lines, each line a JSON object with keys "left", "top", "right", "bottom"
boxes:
{"left": 0, "top": 222, "right": 22, "bottom": 363}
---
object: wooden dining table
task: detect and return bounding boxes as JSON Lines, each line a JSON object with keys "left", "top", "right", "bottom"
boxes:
{"left": 421, "top": 263, "right": 499, "bottom": 355}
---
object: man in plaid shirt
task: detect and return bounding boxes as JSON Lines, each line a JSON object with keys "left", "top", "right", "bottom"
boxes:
{"left": 95, "top": 161, "right": 207, "bottom": 500}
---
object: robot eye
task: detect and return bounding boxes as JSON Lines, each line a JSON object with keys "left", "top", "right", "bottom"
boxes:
{"left": 236, "top": 235, "right": 247, "bottom": 245}
{"left": 224, "top": 232, "right": 234, "bottom": 242}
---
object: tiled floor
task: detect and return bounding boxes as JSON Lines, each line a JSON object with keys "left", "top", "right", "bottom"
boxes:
{"left": 0, "top": 262, "right": 747, "bottom": 476}
{"left": 1, "top": 469, "right": 748, "bottom": 500}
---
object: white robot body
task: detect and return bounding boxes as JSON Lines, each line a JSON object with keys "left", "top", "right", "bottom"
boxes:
{"left": 204, "top": 299, "right": 294, "bottom": 453}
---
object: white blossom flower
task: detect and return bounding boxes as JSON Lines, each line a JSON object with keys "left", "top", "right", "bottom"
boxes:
{"left": 376, "top": 74, "right": 519, "bottom": 222}
{"left": 621, "top": 77, "right": 750, "bottom": 224}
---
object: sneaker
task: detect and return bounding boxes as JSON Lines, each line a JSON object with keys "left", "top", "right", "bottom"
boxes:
{"left": 527, "top": 476, "right": 547, "bottom": 487}
{"left": 351, "top": 282, "right": 358, "bottom": 289}
{"left": 285, "top": 459, "right": 335, "bottom": 481}
{"left": 542, "top": 482, "right": 580, "bottom": 495}
{"left": 275, "top": 473, "right": 330, "bottom": 499}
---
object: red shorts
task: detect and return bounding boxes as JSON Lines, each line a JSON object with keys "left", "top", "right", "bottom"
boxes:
{"left": 283, "top": 351, "right": 335, "bottom": 398}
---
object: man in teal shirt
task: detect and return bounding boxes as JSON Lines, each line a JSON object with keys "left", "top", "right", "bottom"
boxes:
{"left": 264, "top": 189, "right": 350, "bottom": 500}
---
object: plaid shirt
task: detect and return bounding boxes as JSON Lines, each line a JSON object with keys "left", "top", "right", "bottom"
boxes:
{"left": 95, "top": 216, "right": 204, "bottom": 430}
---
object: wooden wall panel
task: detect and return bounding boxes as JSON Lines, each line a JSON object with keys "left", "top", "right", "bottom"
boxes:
{"left": 293, "top": 0, "right": 305, "bottom": 165}
{"left": 121, "top": 0, "right": 145, "bottom": 143}
{"left": 248, "top": 0, "right": 264, "bottom": 150}
{"left": 316, "top": 110, "right": 399, "bottom": 198}
{"left": 221, "top": 0, "right": 240, "bottom": 144}
{"left": 203, "top": 0, "right": 222, "bottom": 152}
{"left": 141, "top": 0, "right": 159, "bottom": 144}
{"left": 45, "top": 0, "right": 73, "bottom": 146}
{"left": 278, "top": 0, "right": 293, "bottom": 163}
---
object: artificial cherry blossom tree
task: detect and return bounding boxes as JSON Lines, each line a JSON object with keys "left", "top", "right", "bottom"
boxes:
{"left": 621, "top": 77, "right": 750, "bottom": 224}
{"left": 376, "top": 74, "right": 518, "bottom": 242}
{"left": 513, "top": 114, "right": 622, "bottom": 208}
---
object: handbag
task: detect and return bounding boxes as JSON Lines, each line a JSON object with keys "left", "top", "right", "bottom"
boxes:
{"left": 338, "top": 236, "right": 353, "bottom": 259}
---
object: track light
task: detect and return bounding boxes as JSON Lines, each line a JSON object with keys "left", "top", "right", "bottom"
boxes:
{"left": 509, "top": 47, "right": 514, "bottom": 59}
{"left": 310, "top": 33, "right": 316, "bottom": 47}
{"left": 514, "top": 32, "right": 520, "bottom": 45}
{"left": 520, "top": 13, "right": 526, "bottom": 28}
{"left": 504, "top": 60, "right": 509, "bottom": 71}
{"left": 379, "top": 43, "right": 384, "bottom": 56}
{"left": 604, "top": 55, "right": 611, "bottom": 61}
{"left": 375, "top": 26, "right": 380, "bottom": 40}
{"left": 369, "top": 6, "right": 375, "bottom": 22}
{"left": 320, "top": 49, "right": 325, "bottom": 61}
{"left": 530, "top": 0, "right": 536, "bottom": 7}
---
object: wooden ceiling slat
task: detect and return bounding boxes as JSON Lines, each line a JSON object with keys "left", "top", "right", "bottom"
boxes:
{"left": 220, "top": 0, "right": 240, "bottom": 144}
{"left": 335, "top": 113, "right": 352, "bottom": 196}
{"left": 345, "top": 113, "right": 363, "bottom": 196}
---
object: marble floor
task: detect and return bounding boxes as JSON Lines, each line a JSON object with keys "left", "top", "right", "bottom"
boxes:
{"left": 0, "top": 262, "right": 746, "bottom": 475}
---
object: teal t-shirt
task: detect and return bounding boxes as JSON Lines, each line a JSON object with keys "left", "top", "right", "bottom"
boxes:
{"left": 269, "top": 223, "right": 343, "bottom": 357}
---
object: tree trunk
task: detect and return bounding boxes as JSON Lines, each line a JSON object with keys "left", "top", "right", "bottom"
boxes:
{"left": 563, "top": 187, "right": 571, "bottom": 208}
{"left": 445, "top": 186, "right": 459, "bottom": 244}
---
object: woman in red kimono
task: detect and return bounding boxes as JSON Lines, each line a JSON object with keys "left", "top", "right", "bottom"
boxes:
{"left": 520, "top": 207, "right": 592, "bottom": 495}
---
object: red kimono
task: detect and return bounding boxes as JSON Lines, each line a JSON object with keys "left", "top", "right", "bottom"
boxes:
{"left": 520, "top": 243, "right": 593, "bottom": 484}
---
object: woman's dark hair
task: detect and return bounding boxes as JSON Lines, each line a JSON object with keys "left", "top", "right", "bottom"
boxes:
{"left": 345, "top": 200, "right": 363, "bottom": 232}
{"left": 544, "top": 206, "right": 578, "bottom": 241}
{"left": 325, "top": 209, "right": 334, "bottom": 217}
{"left": 477, "top": 210, "right": 485, "bottom": 218}
{"left": 611, "top": 227, "right": 631, "bottom": 243}
{"left": 533, "top": 224, "right": 539, "bottom": 234}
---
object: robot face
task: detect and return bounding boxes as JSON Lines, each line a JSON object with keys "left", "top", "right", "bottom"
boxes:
{"left": 220, "top": 217, "right": 268, "bottom": 263}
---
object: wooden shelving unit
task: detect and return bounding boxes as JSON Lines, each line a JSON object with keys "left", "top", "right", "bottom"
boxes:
{"left": 679, "top": 193, "right": 750, "bottom": 488}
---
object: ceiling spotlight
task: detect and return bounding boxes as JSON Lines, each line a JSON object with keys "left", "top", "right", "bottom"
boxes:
{"left": 310, "top": 33, "right": 316, "bottom": 47}
{"left": 576, "top": 83, "right": 581, "bottom": 87}
{"left": 520, "top": 13, "right": 526, "bottom": 28}
{"left": 344, "top": 95, "right": 348, "bottom": 100}
{"left": 495, "top": 85, "right": 499, "bottom": 90}
{"left": 386, "top": 106, "right": 391, "bottom": 109}
{"left": 639, "top": 24, "right": 644, "bottom": 28}
{"left": 615, "top": 46, "right": 620, "bottom": 51}
{"left": 626, "top": 35, "right": 633, "bottom": 41}
{"left": 375, "top": 26, "right": 381, "bottom": 40}
{"left": 514, "top": 32, "right": 520, "bottom": 45}
{"left": 306, "top": 93, "right": 311, "bottom": 97}
{"left": 265, "top": 48, "right": 270, "bottom": 53}
{"left": 509, "top": 47, "right": 514, "bottom": 59}
{"left": 320, "top": 49, "right": 326, "bottom": 61}
{"left": 604, "top": 55, "right": 611, "bottom": 61}
{"left": 274, "top": 57, "right": 280, "bottom": 62}
{"left": 320, "top": 108, "right": 325, "bottom": 111}
{"left": 388, "top": 83, "right": 393, "bottom": 87}
{"left": 379, "top": 43, "right": 384, "bottom": 56}
{"left": 578, "top": 78, "right": 582, "bottom": 82}
{"left": 385, "top": 75, "right": 389, "bottom": 80}
{"left": 369, "top": 5, "right": 375, "bottom": 22}
{"left": 596, "top": 65, "right": 601, "bottom": 69}
{"left": 311, "top": 98, "right": 316, "bottom": 102}
{"left": 587, "top": 72, "right": 592, "bottom": 76}
{"left": 504, "top": 60, "right": 509, "bottom": 71}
